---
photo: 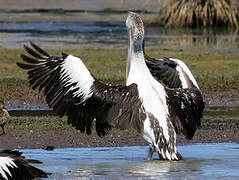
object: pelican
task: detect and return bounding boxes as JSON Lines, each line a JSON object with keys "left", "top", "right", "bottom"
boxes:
{"left": 0, "top": 149, "right": 49, "bottom": 180}
{"left": 17, "top": 12, "right": 204, "bottom": 160}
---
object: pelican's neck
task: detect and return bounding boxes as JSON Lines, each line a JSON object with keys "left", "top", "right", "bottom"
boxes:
{"left": 126, "top": 31, "right": 145, "bottom": 84}
{"left": 126, "top": 38, "right": 151, "bottom": 86}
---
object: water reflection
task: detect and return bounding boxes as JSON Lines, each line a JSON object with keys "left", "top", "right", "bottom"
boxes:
{"left": 145, "top": 27, "right": 239, "bottom": 51}
{"left": 128, "top": 161, "right": 173, "bottom": 178}
{"left": 0, "top": 11, "right": 238, "bottom": 51}
{"left": 21, "top": 143, "right": 239, "bottom": 179}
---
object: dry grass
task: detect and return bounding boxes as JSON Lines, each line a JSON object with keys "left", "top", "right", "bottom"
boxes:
{"left": 146, "top": 0, "right": 239, "bottom": 28}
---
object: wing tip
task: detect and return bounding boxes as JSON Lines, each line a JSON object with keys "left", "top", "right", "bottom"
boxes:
{"left": 30, "top": 41, "right": 50, "bottom": 57}
{"left": 16, "top": 62, "right": 26, "bottom": 69}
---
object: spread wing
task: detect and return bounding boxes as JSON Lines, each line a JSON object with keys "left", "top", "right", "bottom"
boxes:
{"left": 145, "top": 56, "right": 182, "bottom": 88}
{"left": 166, "top": 88, "right": 205, "bottom": 139}
{"left": 145, "top": 56, "right": 199, "bottom": 89}
{"left": 0, "top": 149, "right": 48, "bottom": 179}
{"left": 17, "top": 42, "right": 144, "bottom": 136}
{"left": 145, "top": 54, "right": 199, "bottom": 89}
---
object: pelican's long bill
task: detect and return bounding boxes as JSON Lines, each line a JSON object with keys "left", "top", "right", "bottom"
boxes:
{"left": 126, "top": 16, "right": 133, "bottom": 83}
{"left": 126, "top": 40, "right": 132, "bottom": 83}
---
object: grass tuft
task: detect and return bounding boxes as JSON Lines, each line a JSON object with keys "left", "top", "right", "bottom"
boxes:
{"left": 146, "top": 0, "right": 239, "bottom": 28}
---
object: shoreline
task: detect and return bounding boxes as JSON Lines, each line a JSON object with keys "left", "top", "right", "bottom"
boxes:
{"left": 0, "top": 128, "right": 238, "bottom": 150}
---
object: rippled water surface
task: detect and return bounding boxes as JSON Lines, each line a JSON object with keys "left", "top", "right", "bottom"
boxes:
{"left": 21, "top": 143, "right": 239, "bottom": 179}
{"left": 1, "top": 11, "right": 239, "bottom": 51}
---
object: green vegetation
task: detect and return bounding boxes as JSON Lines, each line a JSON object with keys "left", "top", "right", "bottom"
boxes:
{"left": 146, "top": 0, "right": 239, "bottom": 28}
{"left": 8, "top": 114, "right": 70, "bottom": 130}
{"left": 7, "top": 110, "right": 139, "bottom": 135}
{"left": 202, "top": 106, "right": 239, "bottom": 129}
{"left": 7, "top": 107, "right": 239, "bottom": 131}
{"left": 0, "top": 48, "right": 239, "bottom": 104}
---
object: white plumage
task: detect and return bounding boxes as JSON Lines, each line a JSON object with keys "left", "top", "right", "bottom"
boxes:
{"left": 0, "top": 157, "right": 17, "bottom": 180}
{"left": 171, "top": 58, "right": 200, "bottom": 89}
{"left": 61, "top": 55, "right": 94, "bottom": 102}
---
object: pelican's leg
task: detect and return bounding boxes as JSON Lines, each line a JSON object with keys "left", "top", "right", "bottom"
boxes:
{"left": 146, "top": 144, "right": 154, "bottom": 160}
{"left": 2, "top": 126, "right": 5, "bottom": 135}
{"left": 176, "top": 152, "right": 184, "bottom": 160}
{"left": 157, "top": 152, "right": 164, "bottom": 160}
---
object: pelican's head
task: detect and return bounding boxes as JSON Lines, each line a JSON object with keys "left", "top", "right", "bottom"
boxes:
{"left": 126, "top": 11, "right": 144, "bottom": 45}
{"left": 126, "top": 12, "right": 145, "bottom": 83}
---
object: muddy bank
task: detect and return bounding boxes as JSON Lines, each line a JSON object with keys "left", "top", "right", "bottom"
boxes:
{"left": 2, "top": 96, "right": 239, "bottom": 150}
{"left": 5, "top": 91, "right": 239, "bottom": 110}
{"left": 204, "top": 91, "right": 239, "bottom": 107}
{"left": 0, "top": 128, "right": 238, "bottom": 150}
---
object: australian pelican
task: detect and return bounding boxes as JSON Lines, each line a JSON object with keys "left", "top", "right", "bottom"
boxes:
{"left": 17, "top": 12, "right": 204, "bottom": 160}
{"left": 0, "top": 150, "right": 49, "bottom": 180}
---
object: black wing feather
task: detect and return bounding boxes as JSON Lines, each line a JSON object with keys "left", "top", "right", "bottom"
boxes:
{"left": 24, "top": 45, "right": 46, "bottom": 59}
{"left": 143, "top": 41, "right": 182, "bottom": 88}
{"left": 17, "top": 43, "right": 144, "bottom": 136}
{"left": 16, "top": 62, "right": 39, "bottom": 70}
{"left": 20, "top": 54, "right": 40, "bottom": 64}
{"left": 30, "top": 41, "right": 50, "bottom": 57}
{"left": 145, "top": 56, "right": 182, "bottom": 88}
{"left": 166, "top": 88, "right": 205, "bottom": 139}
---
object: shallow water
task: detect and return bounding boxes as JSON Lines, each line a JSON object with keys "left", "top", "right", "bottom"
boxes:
{"left": 1, "top": 11, "right": 239, "bottom": 52}
{"left": 21, "top": 143, "right": 239, "bottom": 179}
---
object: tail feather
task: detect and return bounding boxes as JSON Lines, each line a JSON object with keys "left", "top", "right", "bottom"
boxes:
{"left": 158, "top": 151, "right": 184, "bottom": 161}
